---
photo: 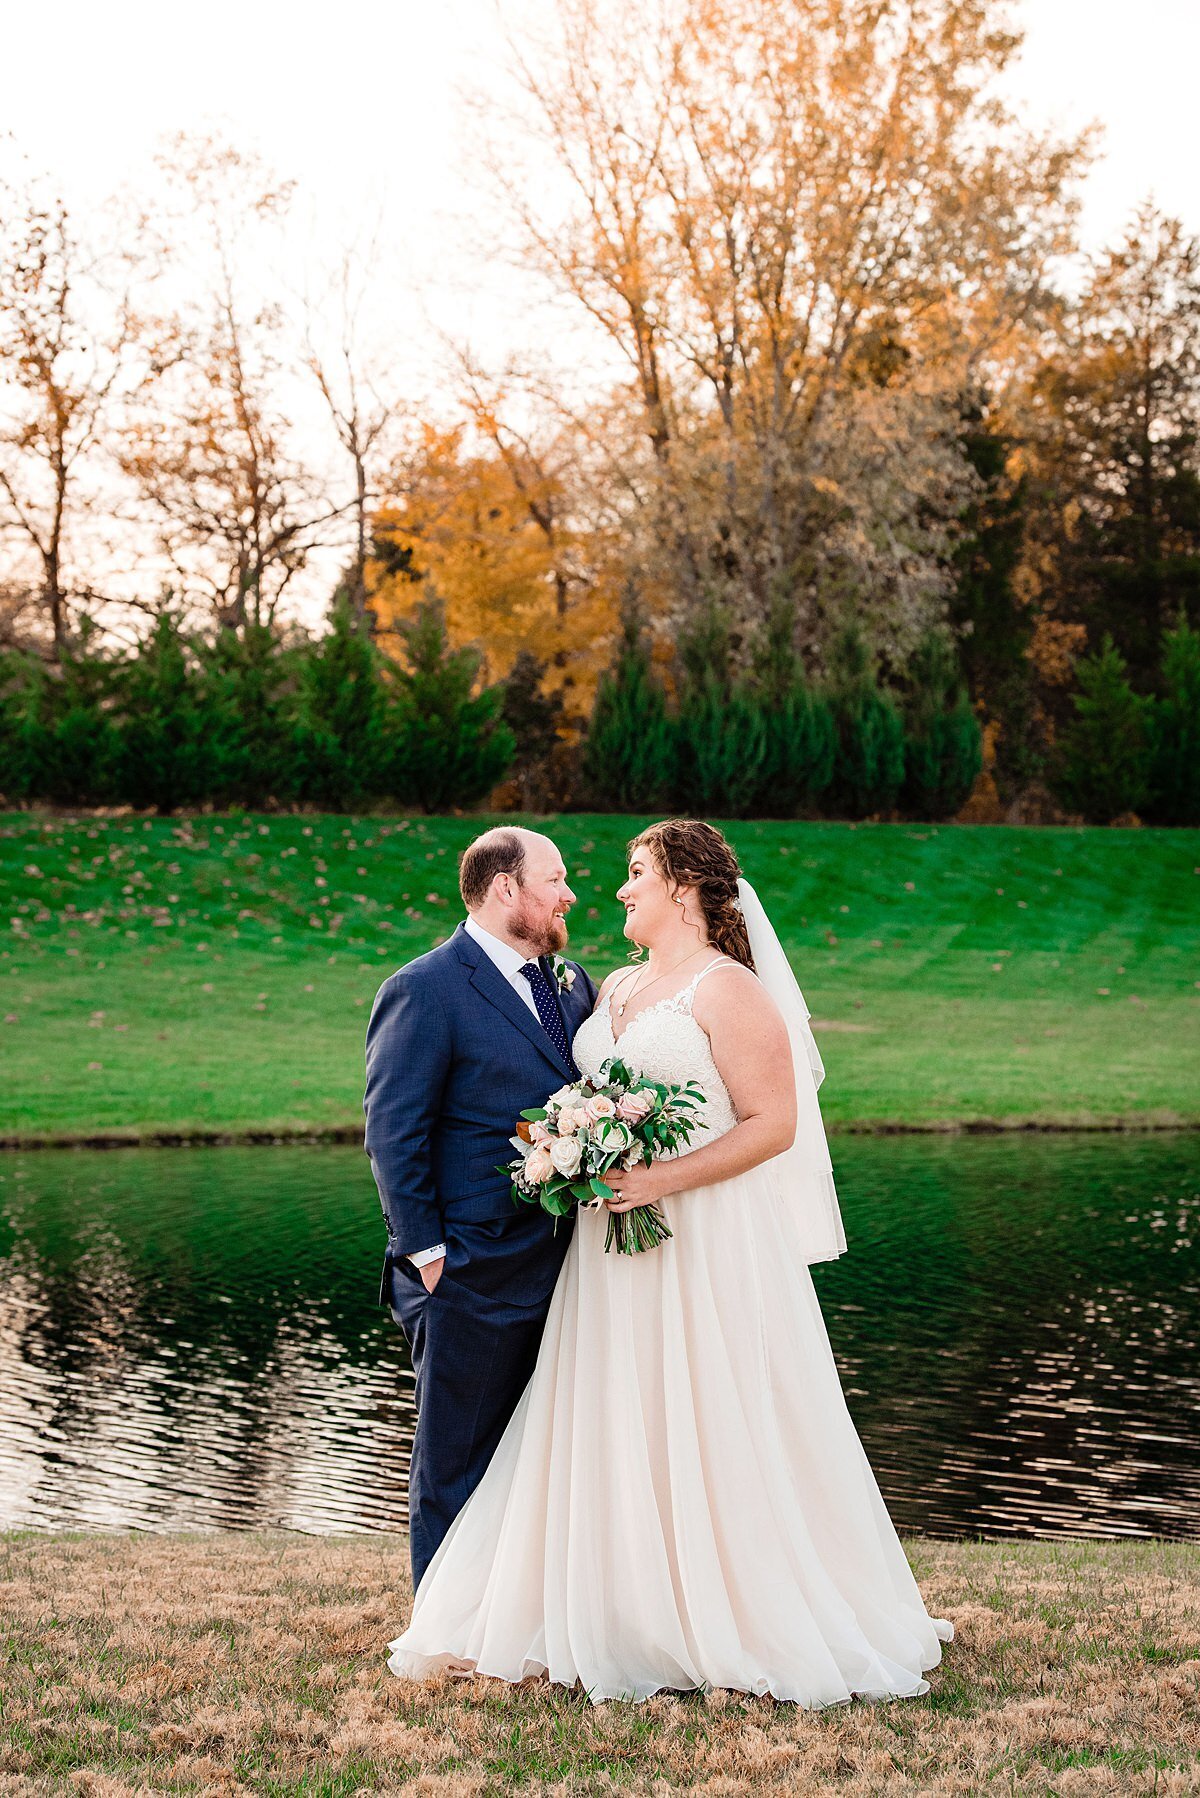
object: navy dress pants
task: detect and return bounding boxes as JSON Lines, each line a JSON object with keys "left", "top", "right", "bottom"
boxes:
{"left": 387, "top": 1210, "right": 572, "bottom": 1593}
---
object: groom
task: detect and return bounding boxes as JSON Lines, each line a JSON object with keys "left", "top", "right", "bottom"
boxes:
{"left": 364, "top": 826, "right": 598, "bottom": 1591}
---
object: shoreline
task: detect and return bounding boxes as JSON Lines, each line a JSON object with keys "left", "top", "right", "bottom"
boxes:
{"left": 2, "top": 1112, "right": 1197, "bottom": 1150}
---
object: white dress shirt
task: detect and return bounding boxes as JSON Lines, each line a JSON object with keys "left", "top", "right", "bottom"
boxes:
{"left": 464, "top": 913, "right": 543, "bottom": 1017}
{"left": 408, "top": 915, "right": 543, "bottom": 1267}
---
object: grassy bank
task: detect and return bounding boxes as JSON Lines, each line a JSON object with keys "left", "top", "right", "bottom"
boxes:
{"left": 1, "top": 812, "right": 1198, "bottom": 1143}
{"left": 0, "top": 1533, "right": 1197, "bottom": 1794}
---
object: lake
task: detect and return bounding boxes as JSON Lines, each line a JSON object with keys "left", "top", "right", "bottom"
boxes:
{"left": 0, "top": 1135, "right": 1196, "bottom": 1540}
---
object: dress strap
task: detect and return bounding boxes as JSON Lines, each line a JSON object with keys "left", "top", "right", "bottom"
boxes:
{"left": 688, "top": 956, "right": 736, "bottom": 995}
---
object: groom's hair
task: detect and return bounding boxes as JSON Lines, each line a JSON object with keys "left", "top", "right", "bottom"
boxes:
{"left": 460, "top": 827, "right": 528, "bottom": 909}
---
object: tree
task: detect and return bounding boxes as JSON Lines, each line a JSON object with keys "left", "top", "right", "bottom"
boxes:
{"left": 901, "top": 629, "right": 983, "bottom": 819}
{"left": 948, "top": 402, "right": 1043, "bottom": 795}
{"left": 1054, "top": 634, "right": 1152, "bottom": 823}
{"left": 299, "top": 596, "right": 390, "bottom": 807}
{"left": 492, "top": 0, "right": 1087, "bottom": 662}
{"left": 825, "top": 626, "right": 905, "bottom": 818}
{"left": 387, "top": 596, "right": 516, "bottom": 811}
{"left": 500, "top": 649, "right": 567, "bottom": 808}
{"left": 369, "top": 410, "right": 616, "bottom": 724}
{"left": 675, "top": 673, "right": 766, "bottom": 817}
{"left": 581, "top": 603, "right": 675, "bottom": 809}
{"left": 0, "top": 165, "right": 130, "bottom": 658}
{"left": 115, "top": 611, "right": 211, "bottom": 813}
{"left": 747, "top": 596, "right": 835, "bottom": 815}
{"left": 0, "top": 648, "right": 39, "bottom": 801}
{"left": 1025, "top": 205, "right": 1200, "bottom": 685}
{"left": 1147, "top": 614, "right": 1200, "bottom": 825}
{"left": 25, "top": 629, "right": 121, "bottom": 805}
{"left": 120, "top": 135, "right": 335, "bottom": 634}
{"left": 304, "top": 241, "right": 404, "bottom": 627}
{"left": 198, "top": 623, "right": 306, "bottom": 806}
{"left": 670, "top": 602, "right": 765, "bottom": 816}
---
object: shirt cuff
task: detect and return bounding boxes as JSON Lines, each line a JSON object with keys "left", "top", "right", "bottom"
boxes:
{"left": 407, "top": 1244, "right": 446, "bottom": 1268}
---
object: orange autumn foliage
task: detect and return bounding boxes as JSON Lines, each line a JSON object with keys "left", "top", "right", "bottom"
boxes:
{"left": 366, "top": 424, "right": 618, "bottom": 727}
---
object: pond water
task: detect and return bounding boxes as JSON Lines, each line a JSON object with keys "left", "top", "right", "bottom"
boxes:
{"left": 0, "top": 1135, "right": 1196, "bottom": 1540}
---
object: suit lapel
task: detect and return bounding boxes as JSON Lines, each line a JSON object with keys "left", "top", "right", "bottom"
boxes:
{"left": 454, "top": 925, "right": 575, "bottom": 1083}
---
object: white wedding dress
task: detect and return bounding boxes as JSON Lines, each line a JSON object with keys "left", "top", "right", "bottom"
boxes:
{"left": 387, "top": 960, "right": 952, "bottom": 1705}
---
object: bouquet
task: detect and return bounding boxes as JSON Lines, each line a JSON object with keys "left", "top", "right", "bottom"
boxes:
{"left": 505, "top": 1057, "right": 707, "bottom": 1254}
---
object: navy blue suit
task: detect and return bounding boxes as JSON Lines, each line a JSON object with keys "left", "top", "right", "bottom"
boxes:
{"left": 363, "top": 921, "right": 598, "bottom": 1590}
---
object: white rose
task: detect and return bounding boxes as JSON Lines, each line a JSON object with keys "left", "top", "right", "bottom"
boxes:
{"left": 593, "top": 1116, "right": 634, "bottom": 1156}
{"left": 585, "top": 1094, "right": 617, "bottom": 1121}
{"left": 549, "top": 1135, "right": 583, "bottom": 1177}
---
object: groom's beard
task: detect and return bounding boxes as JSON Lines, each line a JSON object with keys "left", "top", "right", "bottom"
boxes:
{"left": 510, "top": 897, "right": 569, "bottom": 959}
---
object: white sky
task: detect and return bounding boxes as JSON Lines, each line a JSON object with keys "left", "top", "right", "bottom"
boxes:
{"left": 3, "top": 0, "right": 1198, "bottom": 619}
{"left": 5, "top": 0, "right": 1198, "bottom": 371}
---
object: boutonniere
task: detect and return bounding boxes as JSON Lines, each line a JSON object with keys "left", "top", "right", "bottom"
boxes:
{"left": 550, "top": 953, "right": 576, "bottom": 995}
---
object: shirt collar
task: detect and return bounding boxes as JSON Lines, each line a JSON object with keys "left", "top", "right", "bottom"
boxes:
{"left": 464, "top": 913, "right": 536, "bottom": 980}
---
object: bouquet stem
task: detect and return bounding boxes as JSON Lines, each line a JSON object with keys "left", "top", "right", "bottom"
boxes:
{"left": 604, "top": 1202, "right": 674, "bottom": 1255}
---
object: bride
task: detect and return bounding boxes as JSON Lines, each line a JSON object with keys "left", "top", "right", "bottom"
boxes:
{"left": 387, "top": 818, "right": 952, "bottom": 1705}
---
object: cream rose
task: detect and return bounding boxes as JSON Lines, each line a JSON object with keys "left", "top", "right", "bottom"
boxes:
{"left": 585, "top": 1094, "right": 617, "bottom": 1122}
{"left": 549, "top": 1135, "right": 583, "bottom": 1177}
{"left": 524, "top": 1146, "right": 554, "bottom": 1183}
{"left": 617, "top": 1087, "right": 657, "bottom": 1123}
{"left": 529, "top": 1120, "right": 552, "bottom": 1144}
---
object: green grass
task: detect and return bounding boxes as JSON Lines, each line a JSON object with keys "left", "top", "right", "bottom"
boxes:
{"left": 1, "top": 811, "right": 1197, "bottom": 1143}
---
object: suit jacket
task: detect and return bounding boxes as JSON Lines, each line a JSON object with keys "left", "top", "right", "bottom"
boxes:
{"left": 363, "top": 922, "right": 599, "bottom": 1302}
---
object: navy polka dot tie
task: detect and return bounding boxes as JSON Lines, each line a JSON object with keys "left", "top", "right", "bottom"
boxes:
{"left": 520, "top": 960, "right": 577, "bottom": 1076}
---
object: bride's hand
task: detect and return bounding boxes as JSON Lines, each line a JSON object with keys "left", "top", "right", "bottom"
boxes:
{"left": 603, "top": 1162, "right": 667, "bottom": 1212}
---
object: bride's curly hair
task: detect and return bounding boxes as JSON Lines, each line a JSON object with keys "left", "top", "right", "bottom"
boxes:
{"left": 630, "top": 819, "right": 755, "bottom": 970}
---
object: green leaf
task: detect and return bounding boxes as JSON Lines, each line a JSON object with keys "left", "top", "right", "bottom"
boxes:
{"left": 519, "top": 1107, "right": 549, "bottom": 1122}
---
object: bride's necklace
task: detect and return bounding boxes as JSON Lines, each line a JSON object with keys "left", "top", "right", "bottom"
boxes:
{"left": 615, "top": 946, "right": 707, "bottom": 1018}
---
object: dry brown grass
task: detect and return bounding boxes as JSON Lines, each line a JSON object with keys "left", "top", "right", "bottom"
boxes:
{"left": 0, "top": 1532, "right": 1197, "bottom": 1796}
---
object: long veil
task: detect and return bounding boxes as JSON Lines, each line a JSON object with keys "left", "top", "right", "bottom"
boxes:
{"left": 738, "top": 877, "right": 847, "bottom": 1264}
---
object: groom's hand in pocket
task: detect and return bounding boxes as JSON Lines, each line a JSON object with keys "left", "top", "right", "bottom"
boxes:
{"left": 419, "top": 1255, "right": 445, "bottom": 1294}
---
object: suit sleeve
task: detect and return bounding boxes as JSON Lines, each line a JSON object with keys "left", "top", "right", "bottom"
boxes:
{"left": 363, "top": 970, "right": 451, "bottom": 1258}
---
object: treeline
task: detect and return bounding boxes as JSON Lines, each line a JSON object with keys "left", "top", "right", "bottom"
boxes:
{"left": 583, "top": 610, "right": 1200, "bottom": 827}
{"left": 2, "top": 600, "right": 1196, "bottom": 824}
{"left": 4, "top": 8, "right": 1200, "bottom": 836}
{"left": 0, "top": 605, "right": 513, "bottom": 816}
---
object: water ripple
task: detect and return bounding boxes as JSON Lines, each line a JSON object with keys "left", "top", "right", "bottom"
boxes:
{"left": 0, "top": 1136, "right": 1196, "bottom": 1538}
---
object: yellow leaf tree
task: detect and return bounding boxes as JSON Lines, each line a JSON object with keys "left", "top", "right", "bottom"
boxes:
{"left": 367, "top": 412, "right": 618, "bottom": 728}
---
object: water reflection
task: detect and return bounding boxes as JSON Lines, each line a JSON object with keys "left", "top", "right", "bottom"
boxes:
{"left": 0, "top": 1136, "right": 1195, "bottom": 1538}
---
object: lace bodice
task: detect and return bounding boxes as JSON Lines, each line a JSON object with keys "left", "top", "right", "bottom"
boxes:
{"left": 572, "top": 959, "right": 740, "bottom": 1149}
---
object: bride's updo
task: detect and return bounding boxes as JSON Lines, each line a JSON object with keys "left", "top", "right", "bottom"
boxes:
{"left": 630, "top": 819, "right": 755, "bottom": 970}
